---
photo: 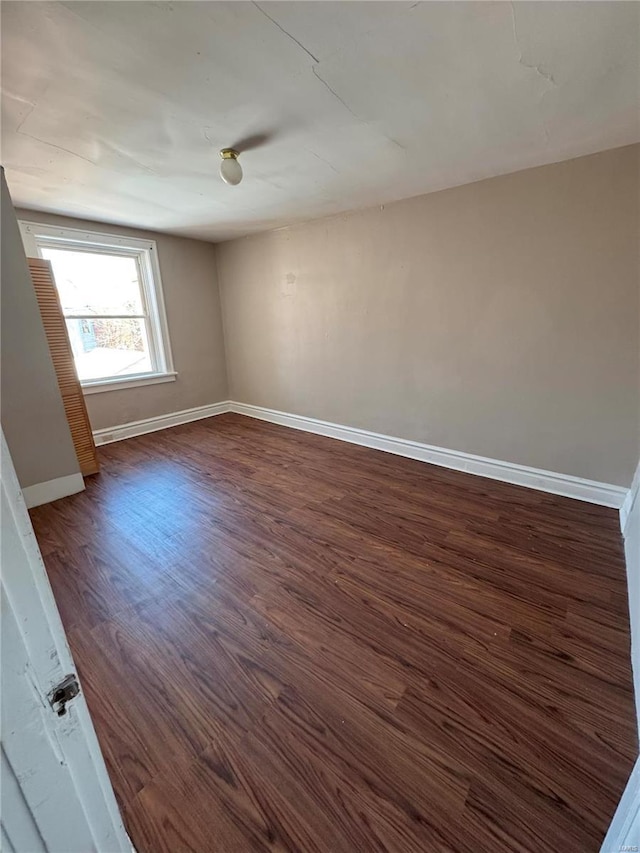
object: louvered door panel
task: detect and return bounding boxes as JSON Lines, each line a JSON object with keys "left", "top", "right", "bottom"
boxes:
{"left": 28, "top": 258, "right": 100, "bottom": 477}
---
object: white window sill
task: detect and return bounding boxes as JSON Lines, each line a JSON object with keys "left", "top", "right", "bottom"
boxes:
{"left": 81, "top": 371, "right": 177, "bottom": 395}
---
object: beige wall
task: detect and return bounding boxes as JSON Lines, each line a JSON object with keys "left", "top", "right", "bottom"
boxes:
{"left": 14, "top": 209, "right": 228, "bottom": 432}
{"left": 1, "top": 171, "right": 80, "bottom": 488}
{"left": 217, "top": 144, "right": 640, "bottom": 487}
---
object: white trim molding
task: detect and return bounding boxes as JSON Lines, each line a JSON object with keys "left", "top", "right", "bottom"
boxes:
{"left": 22, "top": 473, "right": 85, "bottom": 509}
{"left": 91, "top": 399, "right": 630, "bottom": 510}
{"left": 82, "top": 371, "right": 177, "bottom": 396}
{"left": 600, "top": 757, "right": 640, "bottom": 852}
{"left": 228, "top": 402, "right": 629, "bottom": 510}
{"left": 620, "top": 457, "right": 640, "bottom": 741}
{"left": 18, "top": 219, "right": 175, "bottom": 390}
{"left": 621, "top": 460, "right": 640, "bottom": 534}
{"left": 92, "top": 401, "right": 231, "bottom": 445}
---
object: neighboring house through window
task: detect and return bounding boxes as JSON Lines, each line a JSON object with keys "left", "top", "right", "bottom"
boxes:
{"left": 18, "top": 221, "right": 175, "bottom": 394}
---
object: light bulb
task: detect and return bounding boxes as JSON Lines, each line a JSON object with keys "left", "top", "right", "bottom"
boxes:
{"left": 219, "top": 149, "right": 242, "bottom": 185}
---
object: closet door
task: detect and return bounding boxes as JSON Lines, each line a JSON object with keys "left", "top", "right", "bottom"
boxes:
{"left": 28, "top": 258, "right": 100, "bottom": 477}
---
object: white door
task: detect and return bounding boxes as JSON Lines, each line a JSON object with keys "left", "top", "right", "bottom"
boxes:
{"left": 0, "top": 430, "right": 132, "bottom": 852}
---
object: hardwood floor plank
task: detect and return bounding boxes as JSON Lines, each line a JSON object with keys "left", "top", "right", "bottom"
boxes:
{"left": 29, "top": 413, "right": 636, "bottom": 852}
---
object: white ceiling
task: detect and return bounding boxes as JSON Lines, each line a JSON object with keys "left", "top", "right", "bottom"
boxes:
{"left": 2, "top": 1, "right": 639, "bottom": 242}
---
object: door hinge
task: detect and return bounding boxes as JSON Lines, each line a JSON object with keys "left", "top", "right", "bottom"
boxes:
{"left": 48, "top": 674, "right": 80, "bottom": 716}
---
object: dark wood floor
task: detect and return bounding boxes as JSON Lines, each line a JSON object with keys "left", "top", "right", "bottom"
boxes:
{"left": 30, "top": 414, "right": 636, "bottom": 853}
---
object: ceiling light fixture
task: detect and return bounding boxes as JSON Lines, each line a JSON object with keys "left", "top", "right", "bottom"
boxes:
{"left": 219, "top": 148, "right": 242, "bottom": 186}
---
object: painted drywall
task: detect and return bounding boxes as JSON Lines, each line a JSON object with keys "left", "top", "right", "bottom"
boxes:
{"left": 15, "top": 210, "right": 228, "bottom": 432}
{"left": 217, "top": 144, "right": 640, "bottom": 487}
{"left": 1, "top": 171, "right": 80, "bottom": 489}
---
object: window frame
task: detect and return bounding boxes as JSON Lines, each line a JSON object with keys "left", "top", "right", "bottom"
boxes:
{"left": 18, "top": 221, "right": 176, "bottom": 394}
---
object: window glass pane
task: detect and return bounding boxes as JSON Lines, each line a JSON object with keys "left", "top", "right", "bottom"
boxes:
{"left": 40, "top": 247, "right": 144, "bottom": 315}
{"left": 66, "top": 318, "right": 152, "bottom": 381}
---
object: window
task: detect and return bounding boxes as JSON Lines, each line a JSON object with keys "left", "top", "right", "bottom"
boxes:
{"left": 19, "top": 221, "right": 175, "bottom": 394}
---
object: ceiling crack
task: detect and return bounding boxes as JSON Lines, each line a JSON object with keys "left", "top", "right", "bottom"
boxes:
{"left": 386, "top": 135, "right": 406, "bottom": 151}
{"left": 16, "top": 129, "right": 98, "bottom": 167}
{"left": 307, "top": 149, "right": 340, "bottom": 174}
{"left": 311, "top": 65, "right": 360, "bottom": 120}
{"left": 252, "top": 1, "right": 362, "bottom": 120}
{"left": 510, "top": 1, "right": 558, "bottom": 89}
{"left": 14, "top": 98, "right": 38, "bottom": 134}
{"left": 252, "top": 2, "right": 319, "bottom": 63}
{"left": 253, "top": 2, "right": 406, "bottom": 151}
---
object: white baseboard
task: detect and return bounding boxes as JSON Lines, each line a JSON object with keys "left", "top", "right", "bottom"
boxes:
{"left": 621, "top": 460, "right": 640, "bottom": 534}
{"left": 22, "top": 473, "right": 85, "bottom": 509}
{"left": 228, "top": 401, "right": 629, "bottom": 510}
{"left": 90, "top": 398, "right": 629, "bottom": 509}
{"left": 92, "top": 401, "right": 231, "bottom": 446}
{"left": 601, "top": 757, "right": 640, "bottom": 852}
